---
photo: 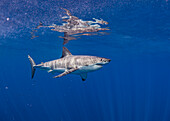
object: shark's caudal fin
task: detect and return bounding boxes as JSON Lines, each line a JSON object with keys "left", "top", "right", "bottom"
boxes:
{"left": 28, "top": 55, "right": 36, "bottom": 79}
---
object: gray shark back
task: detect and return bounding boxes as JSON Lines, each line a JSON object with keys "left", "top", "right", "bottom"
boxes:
{"left": 43, "top": 55, "right": 100, "bottom": 70}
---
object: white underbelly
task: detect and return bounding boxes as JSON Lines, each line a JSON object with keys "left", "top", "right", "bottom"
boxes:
{"left": 53, "top": 68, "right": 66, "bottom": 73}
{"left": 50, "top": 65, "right": 103, "bottom": 74}
{"left": 73, "top": 65, "right": 103, "bottom": 74}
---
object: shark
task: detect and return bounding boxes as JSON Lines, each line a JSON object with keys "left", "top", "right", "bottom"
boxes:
{"left": 28, "top": 47, "right": 111, "bottom": 81}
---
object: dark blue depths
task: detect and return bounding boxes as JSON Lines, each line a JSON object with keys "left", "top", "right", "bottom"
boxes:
{"left": 0, "top": 0, "right": 170, "bottom": 121}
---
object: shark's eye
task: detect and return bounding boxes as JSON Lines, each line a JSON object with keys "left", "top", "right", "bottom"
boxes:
{"left": 101, "top": 59, "right": 102, "bottom": 61}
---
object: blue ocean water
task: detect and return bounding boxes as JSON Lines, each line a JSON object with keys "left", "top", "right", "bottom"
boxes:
{"left": 0, "top": 0, "right": 170, "bottom": 121}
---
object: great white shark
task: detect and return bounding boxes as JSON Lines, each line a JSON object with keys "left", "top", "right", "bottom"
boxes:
{"left": 28, "top": 47, "right": 111, "bottom": 81}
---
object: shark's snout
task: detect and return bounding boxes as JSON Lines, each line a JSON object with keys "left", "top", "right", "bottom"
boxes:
{"left": 96, "top": 58, "right": 111, "bottom": 65}
{"left": 107, "top": 59, "right": 111, "bottom": 62}
{"left": 102, "top": 58, "right": 111, "bottom": 63}
{"left": 105, "top": 58, "right": 111, "bottom": 64}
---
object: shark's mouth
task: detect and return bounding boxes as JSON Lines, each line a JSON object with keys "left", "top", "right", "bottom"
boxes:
{"left": 96, "top": 64, "right": 103, "bottom": 66}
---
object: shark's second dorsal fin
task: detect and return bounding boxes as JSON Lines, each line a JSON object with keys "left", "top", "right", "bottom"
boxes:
{"left": 61, "top": 47, "right": 72, "bottom": 58}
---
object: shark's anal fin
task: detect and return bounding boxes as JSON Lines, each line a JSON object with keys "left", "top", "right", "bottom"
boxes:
{"left": 80, "top": 73, "right": 87, "bottom": 81}
{"left": 53, "top": 68, "right": 78, "bottom": 78}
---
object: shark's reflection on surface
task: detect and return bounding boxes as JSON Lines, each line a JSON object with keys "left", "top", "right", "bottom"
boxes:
{"left": 32, "top": 8, "right": 109, "bottom": 45}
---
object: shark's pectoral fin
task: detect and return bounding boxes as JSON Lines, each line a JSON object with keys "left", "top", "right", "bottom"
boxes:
{"left": 80, "top": 73, "right": 87, "bottom": 81}
{"left": 53, "top": 68, "right": 78, "bottom": 78}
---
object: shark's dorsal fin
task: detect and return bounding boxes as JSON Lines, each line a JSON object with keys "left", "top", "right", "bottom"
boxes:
{"left": 61, "top": 47, "right": 72, "bottom": 58}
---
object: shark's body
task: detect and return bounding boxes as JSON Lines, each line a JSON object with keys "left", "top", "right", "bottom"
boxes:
{"left": 28, "top": 47, "right": 111, "bottom": 81}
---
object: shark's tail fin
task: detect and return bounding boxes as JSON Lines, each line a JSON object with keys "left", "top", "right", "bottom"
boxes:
{"left": 28, "top": 55, "right": 36, "bottom": 79}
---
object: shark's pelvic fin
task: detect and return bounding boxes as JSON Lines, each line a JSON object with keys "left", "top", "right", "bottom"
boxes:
{"left": 28, "top": 55, "right": 36, "bottom": 79}
{"left": 48, "top": 70, "right": 56, "bottom": 74}
{"left": 48, "top": 70, "right": 53, "bottom": 73}
{"left": 53, "top": 68, "right": 78, "bottom": 78}
{"left": 80, "top": 73, "right": 87, "bottom": 81}
{"left": 61, "top": 47, "right": 72, "bottom": 58}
